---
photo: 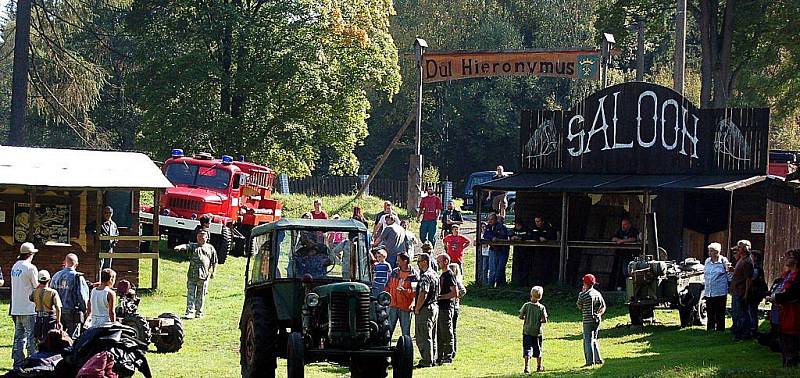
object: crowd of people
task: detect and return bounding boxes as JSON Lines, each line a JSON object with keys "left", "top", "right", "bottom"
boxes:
{"left": 703, "top": 240, "right": 800, "bottom": 367}
{"left": 6, "top": 242, "right": 122, "bottom": 368}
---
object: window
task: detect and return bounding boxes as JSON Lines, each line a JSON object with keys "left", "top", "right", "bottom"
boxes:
{"left": 268, "top": 229, "right": 370, "bottom": 281}
{"left": 164, "top": 163, "right": 231, "bottom": 190}
{"left": 249, "top": 234, "right": 271, "bottom": 284}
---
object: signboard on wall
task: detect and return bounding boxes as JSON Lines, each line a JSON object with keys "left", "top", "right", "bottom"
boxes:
{"left": 422, "top": 50, "right": 601, "bottom": 83}
{"left": 14, "top": 203, "right": 71, "bottom": 245}
{"left": 520, "top": 82, "right": 770, "bottom": 175}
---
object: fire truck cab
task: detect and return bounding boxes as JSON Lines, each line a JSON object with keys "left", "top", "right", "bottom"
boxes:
{"left": 141, "top": 149, "right": 282, "bottom": 263}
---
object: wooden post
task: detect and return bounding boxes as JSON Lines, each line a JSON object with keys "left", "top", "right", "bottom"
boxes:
{"left": 726, "top": 190, "right": 734, "bottom": 253}
{"left": 355, "top": 109, "right": 416, "bottom": 200}
{"left": 558, "top": 192, "right": 569, "bottom": 284}
{"left": 151, "top": 190, "right": 161, "bottom": 289}
{"left": 475, "top": 188, "right": 483, "bottom": 287}
{"left": 27, "top": 189, "right": 37, "bottom": 241}
{"left": 95, "top": 190, "right": 104, "bottom": 281}
{"left": 641, "top": 191, "right": 649, "bottom": 257}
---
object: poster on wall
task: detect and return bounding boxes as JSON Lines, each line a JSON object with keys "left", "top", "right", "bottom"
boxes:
{"left": 14, "top": 203, "right": 71, "bottom": 245}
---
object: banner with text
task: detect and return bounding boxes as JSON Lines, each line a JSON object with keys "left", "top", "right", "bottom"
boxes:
{"left": 422, "top": 50, "right": 601, "bottom": 83}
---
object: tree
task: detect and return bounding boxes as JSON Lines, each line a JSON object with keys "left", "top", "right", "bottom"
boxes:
{"left": 127, "top": 0, "right": 400, "bottom": 176}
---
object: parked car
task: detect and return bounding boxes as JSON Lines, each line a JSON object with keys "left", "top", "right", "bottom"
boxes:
{"left": 461, "top": 170, "right": 515, "bottom": 212}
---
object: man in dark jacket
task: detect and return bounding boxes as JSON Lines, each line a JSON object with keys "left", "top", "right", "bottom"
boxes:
{"left": 49, "top": 254, "right": 90, "bottom": 339}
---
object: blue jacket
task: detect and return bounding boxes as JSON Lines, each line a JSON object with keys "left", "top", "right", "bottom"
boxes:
{"left": 483, "top": 222, "right": 510, "bottom": 252}
{"left": 49, "top": 267, "right": 90, "bottom": 311}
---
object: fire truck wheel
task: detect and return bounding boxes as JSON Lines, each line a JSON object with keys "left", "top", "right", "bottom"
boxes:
{"left": 211, "top": 226, "right": 232, "bottom": 264}
{"left": 154, "top": 313, "right": 185, "bottom": 353}
{"left": 122, "top": 314, "right": 152, "bottom": 345}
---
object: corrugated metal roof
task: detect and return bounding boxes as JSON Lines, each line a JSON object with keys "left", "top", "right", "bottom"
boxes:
{"left": 0, "top": 146, "right": 173, "bottom": 189}
{"left": 476, "top": 173, "right": 766, "bottom": 192}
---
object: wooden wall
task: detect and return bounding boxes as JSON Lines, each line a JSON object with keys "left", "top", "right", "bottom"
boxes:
{"left": 0, "top": 188, "right": 140, "bottom": 287}
{"left": 764, "top": 184, "right": 800, "bottom": 284}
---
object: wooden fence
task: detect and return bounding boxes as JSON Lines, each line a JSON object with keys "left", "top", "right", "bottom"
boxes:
{"left": 284, "top": 175, "right": 446, "bottom": 208}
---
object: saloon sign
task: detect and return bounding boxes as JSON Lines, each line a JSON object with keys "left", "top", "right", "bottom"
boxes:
{"left": 520, "top": 82, "right": 770, "bottom": 175}
{"left": 422, "top": 50, "right": 600, "bottom": 83}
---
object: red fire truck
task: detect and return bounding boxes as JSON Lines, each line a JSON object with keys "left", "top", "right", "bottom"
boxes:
{"left": 141, "top": 149, "right": 282, "bottom": 263}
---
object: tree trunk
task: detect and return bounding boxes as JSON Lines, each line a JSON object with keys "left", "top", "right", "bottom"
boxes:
{"left": 712, "top": 0, "right": 736, "bottom": 108}
{"left": 696, "top": 0, "right": 736, "bottom": 108}
{"left": 8, "top": 0, "right": 33, "bottom": 146}
{"left": 698, "top": 0, "right": 713, "bottom": 108}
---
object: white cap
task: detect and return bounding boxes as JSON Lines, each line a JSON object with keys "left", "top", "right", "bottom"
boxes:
{"left": 37, "top": 270, "right": 51, "bottom": 282}
{"left": 20, "top": 242, "right": 38, "bottom": 255}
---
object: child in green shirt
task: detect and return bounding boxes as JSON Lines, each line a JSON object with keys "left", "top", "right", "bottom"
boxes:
{"left": 520, "top": 285, "right": 548, "bottom": 373}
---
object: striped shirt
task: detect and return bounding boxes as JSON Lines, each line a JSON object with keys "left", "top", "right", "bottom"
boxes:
{"left": 577, "top": 288, "right": 605, "bottom": 323}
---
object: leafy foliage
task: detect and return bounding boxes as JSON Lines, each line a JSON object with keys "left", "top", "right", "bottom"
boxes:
{"left": 128, "top": 0, "right": 400, "bottom": 176}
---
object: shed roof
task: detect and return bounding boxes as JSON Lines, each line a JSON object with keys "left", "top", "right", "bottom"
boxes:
{"left": 0, "top": 146, "right": 173, "bottom": 190}
{"left": 476, "top": 173, "right": 766, "bottom": 192}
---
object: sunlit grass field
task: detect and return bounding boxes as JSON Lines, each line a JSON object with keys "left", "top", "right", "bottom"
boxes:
{"left": 0, "top": 195, "right": 794, "bottom": 377}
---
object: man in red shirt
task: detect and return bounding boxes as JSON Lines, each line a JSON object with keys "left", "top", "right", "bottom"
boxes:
{"left": 311, "top": 198, "right": 329, "bottom": 219}
{"left": 417, "top": 187, "right": 442, "bottom": 246}
{"left": 442, "top": 224, "right": 470, "bottom": 270}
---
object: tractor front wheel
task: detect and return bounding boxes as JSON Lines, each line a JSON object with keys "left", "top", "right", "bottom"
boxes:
{"left": 392, "top": 335, "right": 413, "bottom": 378}
{"left": 287, "top": 332, "right": 304, "bottom": 378}
{"left": 122, "top": 314, "right": 151, "bottom": 345}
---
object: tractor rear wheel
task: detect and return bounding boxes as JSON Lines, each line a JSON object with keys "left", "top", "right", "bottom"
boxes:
{"left": 392, "top": 335, "right": 413, "bottom": 378}
{"left": 287, "top": 332, "right": 304, "bottom": 378}
{"left": 153, "top": 313, "right": 184, "bottom": 353}
{"left": 122, "top": 314, "right": 151, "bottom": 345}
{"left": 240, "top": 296, "right": 278, "bottom": 378}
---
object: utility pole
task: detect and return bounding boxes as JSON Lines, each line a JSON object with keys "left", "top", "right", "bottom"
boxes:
{"left": 408, "top": 38, "right": 427, "bottom": 215}
{"left": 674, "top": 0, "right": 687, "bottom": 95}
{"left": 601, "top": 33, "right": 615, "bottom": 88}
{"left": 8, "top": 0, "right": 33, "bottom": 146}
{"left": 636, "top": 18, "right": 645, "bottom": 81}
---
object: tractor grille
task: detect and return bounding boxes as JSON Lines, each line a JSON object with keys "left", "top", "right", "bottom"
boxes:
{"left": 329, "top": 291, "right": 370, "bottom": 335}
{"left": 169, "top": 197, "right": 202, "bottom": 212}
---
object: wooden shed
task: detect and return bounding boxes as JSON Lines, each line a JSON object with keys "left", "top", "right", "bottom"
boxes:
{"left": 475, "top": 82, "right": 800, "bottom": 289}
{"left": 0, "top": 146, "right": 172, "bottom": 289}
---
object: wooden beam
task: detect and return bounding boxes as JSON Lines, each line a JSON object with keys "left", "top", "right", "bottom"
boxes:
{"left": 99, "top": 235, "right": 160, "bottom": 241}
{"left": 98, "top": 253, "right": 159, "bottom": 259}
{"left": 151, "top": 190, "right": 161, "bottom": 289}
{"left": 27, "top": 189, "right": 37, "bottom": 241}
{"left": 355, "top": 108, "right": 416, "bottom": 200}
{"left": 558, "top": 192, "right": 569, "bottom": 284}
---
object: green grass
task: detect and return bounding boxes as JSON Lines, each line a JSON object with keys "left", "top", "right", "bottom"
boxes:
{"left": 0, "top": 195, "right": 795, "bottom": 377}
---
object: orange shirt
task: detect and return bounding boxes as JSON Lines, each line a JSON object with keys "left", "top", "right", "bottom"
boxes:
{"left": 384, "top": 268, "right": 417, "bottom": 311}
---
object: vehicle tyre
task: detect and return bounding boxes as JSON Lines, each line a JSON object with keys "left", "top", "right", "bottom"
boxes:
{"left": 122, "top": 314, "right": 151, "bottom": 345}
{"left": 693, "top": 290, "right": 708, "bottom": 326}
{"left": 392, "top": 335, "right": 413, "bottom": 378}
{"left": 240, "top": 296, "right": 278, "bottom": 378}
{"left": 629, "top": 304, "right": 644, "bottom": 326}
{"left": 153, "top": 313, "right": 184, "bottom": 353}
{"left": 352, "top": 357, "right": 388, "bottom": 378}
{"left": 287, "top": 332, "right": 304, "bottom": 378}
{"left": 211, "top": 226, "right": 232, "bottom": 264}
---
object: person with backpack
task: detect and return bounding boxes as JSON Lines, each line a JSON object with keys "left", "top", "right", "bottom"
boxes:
{"left": 50, "top": 253, "right": 90, "bottom": 339}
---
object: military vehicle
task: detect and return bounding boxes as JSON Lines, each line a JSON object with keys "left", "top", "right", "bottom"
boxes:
{"left": 626, "top": 255, "right": 706, "bottom": 327}
{"left": 626, "top": 213, "right": 707, "bottom": 327}
{"left": 239, "top": 219, "right": 413, "bottom": 378}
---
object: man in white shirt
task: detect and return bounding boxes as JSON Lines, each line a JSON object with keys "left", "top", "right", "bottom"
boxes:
{"left": 10, "top": 242, "right": 39, "bottom": 366}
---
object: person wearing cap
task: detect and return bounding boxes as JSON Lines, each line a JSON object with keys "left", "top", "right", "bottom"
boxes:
{"left": 310, "top": 198, "right": 329, "bottom": 219}
{"left": 577, "top": 274, "right": 606, "bottom": 367}
{"left": 704, "top": 242, "right": 730, "bottom": 331}
{"left": 729, "top": 239, "right": 754, "bottom": 341}
{"left": 86, "top": 206, "right": 119, "bottom": 272}
{"left": 50, "top": 253, "right": 90, "bottom": 339}
{"left": 30, "top": 270, "right": 62, "bottom": 342}
{"left": 174, "top": 229, "right": 218, "bottom": 319}
{"left": 10, "top": 242, "right": 40, "bottom": 366}
{"left": 418, "top": 187, "right": 442, "bottom": 246}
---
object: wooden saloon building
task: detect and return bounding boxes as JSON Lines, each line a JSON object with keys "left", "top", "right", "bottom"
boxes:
{"left": 475, "top": 82, "right": 800, "bottom": 290}
{"left": 0, "top": 146, "right": 172, "bottom": 289}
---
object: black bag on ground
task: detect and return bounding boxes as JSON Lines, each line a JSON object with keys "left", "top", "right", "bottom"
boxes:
{"left": 57, "top": 324, "right": 152, "bottom": 378}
